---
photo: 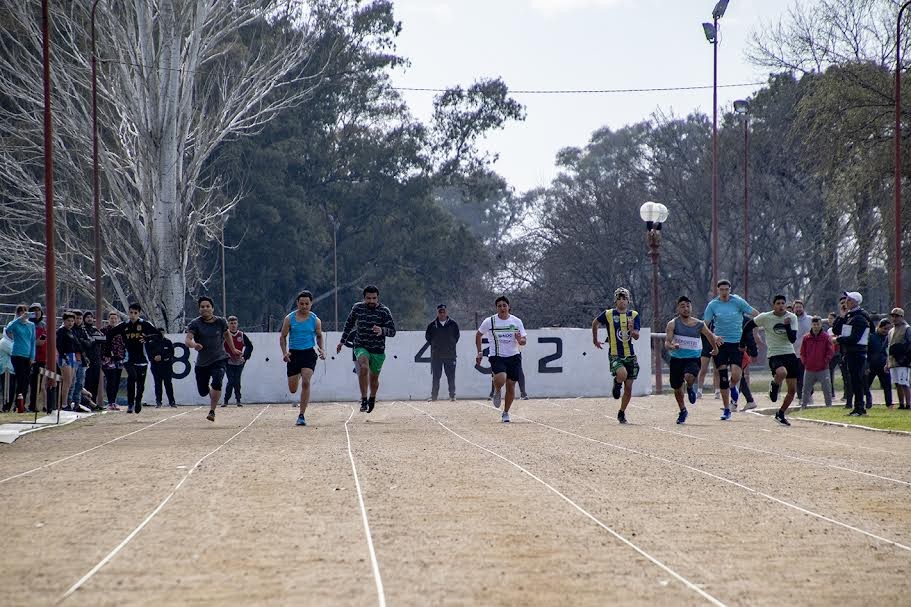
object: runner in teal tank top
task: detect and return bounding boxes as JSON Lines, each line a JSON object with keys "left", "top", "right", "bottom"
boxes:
{"left": 665, "top": 296, "right": 718, "bottom": 424}
{"left": 279, "top": 290, "right": 325, "bottom": 427}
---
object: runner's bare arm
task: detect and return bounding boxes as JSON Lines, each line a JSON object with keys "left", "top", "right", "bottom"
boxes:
{"left": 315, "top": 317, "right": 325, "bottom": 359}
{"left": 591, "top": 318, "right": 603, "bottom": 349}
{"left": 665, "top": 320, "right": 677, "bottom": 350}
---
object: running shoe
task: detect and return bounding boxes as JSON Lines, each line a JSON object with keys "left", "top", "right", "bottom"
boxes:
{"left": 296, "top": 414, "right": 306, "bottom": 426}
{"left": 676, "top": 408, "right": 688, "bottom": 425}
{"left": 206, "top": 410, "right": 215, "bottom": 422}
{"left": 696, "top": 389, "right": 704, "bottom": 400}
{"left": 730, "top": 385, "right": 739, "bottom": 405}
{"left": 714, "top": 390, "right": 721, "bottom": 399}
{"left": 617, "top": 410, "right": 628, "bottom": 424}
{"left": 126, "top": 405, "right": 133, "bottom": 414}
{"left": 107, "top": 403, "right": 120, "bottom": 411}
{"left": 612, "top": 381, "right": 622, "bottom": 400}
{"left": 449, "top": 396, "right": 456, "bottom": 401}
{"left": 769, "top": 380, "right": 780, "bottom": 403}
{"left": 501, "top": 411, "right": 510, "bottom": 423}
{"left": 367, "top": 397, "right": 376, "bottom": 413}
{"left": 170, "top": 403, "right": 178, "bottom": 408}
{"left": 236, "top": 402, "right": 243, "bottom": 407}
{"left": 774, "top": 411, "right": 791, "bottom": 426}
{"left": 492, "top": 390, "right": 502, "bottom": 409}
{"left": 134, "top": 402, "right": 142, "bottom": 414}
{"left": 741, "top": 401, "right": 757, "bottom": 411}
{"left": 720, "top": 408, "right": 732, "bottom": 421}
{"left": 520, "top": 394, "right": 529, "bottom": 400}
{"left": 156, "top": 403, "right": 163, "bottom": 409}
{"left": 359, "top": 398, "right": 368, "bottom": 412}
{"left": 687, "top": 383, "right": 697, "bottom": 405}
{"left": 77, "top": 403, "right": 92, "bottom": 413}
{"left": 220, "top": 403, "right": 228, "bottom": 408}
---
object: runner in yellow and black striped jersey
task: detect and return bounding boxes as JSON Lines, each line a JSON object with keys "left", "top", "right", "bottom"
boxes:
{"left": 592, "top": 287, "right": 641, "bottom": 424}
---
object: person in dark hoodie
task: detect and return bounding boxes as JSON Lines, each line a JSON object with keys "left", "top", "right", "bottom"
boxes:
{"left": 866, "top": 318, "right": 893, "bottom": 409}
{"left": 833, "top": 291, "right": 873, "bottom": 417}
{"left": 82, "top": 311, "right": 106, "bottom": 410}
{"left": 425, "top": 304, "right": 460, "bottom": 401}
{"left": 146, "top": 328, "right": 176, "bottom": 408}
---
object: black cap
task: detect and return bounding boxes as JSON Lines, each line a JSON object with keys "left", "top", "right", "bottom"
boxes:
{"left": 437, "top": 304, "right": 447, "bottom": 310}
{"left": 677, "top": 295, "right": 691, "bottom": 304}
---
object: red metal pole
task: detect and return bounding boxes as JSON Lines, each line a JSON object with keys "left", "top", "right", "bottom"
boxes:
{"left": 41, "top": 0, "right": 57, "bottom": 391}
{"left": 896, "top": 2, "right": 910, "bottom": 308}
{"left": 91, "top": 0, "right": 102, "bottom": 324}
{"left": 743, "top": 114, "right": 749, "bottom": 300}
{"left": 711, "top": 16, "right": 719, "bottom": 295}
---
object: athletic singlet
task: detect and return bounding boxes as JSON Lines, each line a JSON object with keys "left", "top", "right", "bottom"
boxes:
{"left": 288, "top": 312, "right": 318, "bottom": 350}
{"left": 670, "top": 318, "right": 705, "bottom": 359}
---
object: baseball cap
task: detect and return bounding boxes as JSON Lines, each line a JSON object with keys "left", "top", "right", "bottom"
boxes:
{"left": 436, "top": 304, "right": 447, "bottom": 310}
{"left": 879, "top": 318, "right": 892, "bottom": 327}
{"left": 677, "top": 295, "right": 691, "bottom": 304}
{"left": 891, "top": 307, "right": 905, "bottom": 317}
{"left": 842, "top": 291, "right": 863, "bottom": 305}
{"left": 29, "top": 302, "right": 42, "bottom": 310}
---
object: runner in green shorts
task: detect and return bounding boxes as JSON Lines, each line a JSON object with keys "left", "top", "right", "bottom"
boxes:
{"left": 592, "top": 287, "right": 641, "bottom": 424}
{"left": 337, "top": 285, "right": 396, "bottom": 413}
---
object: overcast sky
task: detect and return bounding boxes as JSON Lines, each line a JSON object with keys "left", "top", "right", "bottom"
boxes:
{"left": 387, "top": 0, "right": 796, "bottom": 192}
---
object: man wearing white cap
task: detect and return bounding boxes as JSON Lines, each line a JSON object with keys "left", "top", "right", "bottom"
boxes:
{"left": 832, "top": 291, "right": 873, "bottom": 417}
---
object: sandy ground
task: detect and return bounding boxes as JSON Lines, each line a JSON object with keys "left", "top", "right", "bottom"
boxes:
{"left": 0, "top": 396, "right": 909, "bottom": 607}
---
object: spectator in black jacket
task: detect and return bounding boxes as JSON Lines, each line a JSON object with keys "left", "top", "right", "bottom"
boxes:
{"left": 833, "top": 291, "right": 873, "bottom": 417}
{"left": 425, "top": 304, "right": 460, "bottom": 401}
{"left": 56, "top": 312, "right": 80, "bottom": 412}
{"left": 145, "top": 329, "right": 176, "bottom": 408}
{"left": 68, "top": 311, "right": 94, "bottom": 410}
{"left": 82, "top": 311, "right": 106, "bottom": 409}
{"left": 866, "top": 318, "right": 893, "bottom": 408}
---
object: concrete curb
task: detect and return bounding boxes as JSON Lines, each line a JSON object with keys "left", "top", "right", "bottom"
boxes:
{"left": 747, "top": 406, "right": 911, "bottom": 437}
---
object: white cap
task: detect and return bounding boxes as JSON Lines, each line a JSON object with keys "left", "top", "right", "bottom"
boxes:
{"left": 842, "top": 291, "right": 863, "bottom": 305}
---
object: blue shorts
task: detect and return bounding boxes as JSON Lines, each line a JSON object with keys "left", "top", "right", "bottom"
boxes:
{"left": 58, "top": 353, "right": 77, "bottom": 368}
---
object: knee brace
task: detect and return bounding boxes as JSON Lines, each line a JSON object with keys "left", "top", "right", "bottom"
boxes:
{"left": 718, "top": 368, "right": 730, "bottom": 390}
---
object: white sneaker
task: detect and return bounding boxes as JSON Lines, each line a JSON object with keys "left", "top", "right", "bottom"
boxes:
{"left": 501, "top": 412, "right": 510, "bottom": 423}
{"left": 492, "top": 391, "right": 502, "bottom": 409}
{"left": 741, "top": 401, "right": 757, "bottom": 411}
{"left": 696, "top": 390, "right": 704, "bottom": 400}
{"left": 714, "top": 390, "right": 721, "bottom": 400}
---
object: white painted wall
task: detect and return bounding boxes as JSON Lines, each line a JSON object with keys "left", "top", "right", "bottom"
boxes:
{"left": 141, "top": 329, "right": 653, "bottom": 404}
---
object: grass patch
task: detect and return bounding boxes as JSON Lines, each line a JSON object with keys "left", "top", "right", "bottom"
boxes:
{"left": 793, "top": 406, "right": 911, "bottom": 432}
{"left": 0, "top": 411, "right": 46, "bottom": 424}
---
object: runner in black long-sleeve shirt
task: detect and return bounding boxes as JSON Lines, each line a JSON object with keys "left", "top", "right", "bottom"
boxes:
{"left": 106, "top": 303, "right": 158, "bottom": 413}
{"left": 335, "top": 285, "right": 396, "bottom": 413}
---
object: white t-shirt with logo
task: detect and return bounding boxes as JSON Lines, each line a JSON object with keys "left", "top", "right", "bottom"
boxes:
{"left": 478, "top": 314, "right": 527, "bottom": 358}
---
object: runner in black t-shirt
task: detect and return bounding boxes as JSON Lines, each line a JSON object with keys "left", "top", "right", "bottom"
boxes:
{"left": 186, "top": 296, "right": 240, "bottom": 422}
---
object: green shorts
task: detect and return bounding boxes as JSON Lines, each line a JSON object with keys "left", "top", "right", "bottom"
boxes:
{"left": 609, "top": 355, "right": 639, "bottom": 380}
{"left": 354, "top": 348, "right": 386, "bottom": 375}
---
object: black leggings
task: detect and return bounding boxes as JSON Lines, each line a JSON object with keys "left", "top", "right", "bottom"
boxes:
{"left": 125, "top": 363, "right": 148, "bottom": 407}
{"left": 104, "top": 367, "right": 123, "bottom": 405}
{"left": 5, "top": 356, "right": 32, "bottom": 409}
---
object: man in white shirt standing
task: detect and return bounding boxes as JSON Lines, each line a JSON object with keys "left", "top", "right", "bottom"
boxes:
{"left": 476, "top": 296, "right": 527, "bottom": 423}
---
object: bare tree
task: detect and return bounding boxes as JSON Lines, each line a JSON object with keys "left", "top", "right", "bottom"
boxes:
{"left": 0, "top": 0, "right": 333, "bottom": 328}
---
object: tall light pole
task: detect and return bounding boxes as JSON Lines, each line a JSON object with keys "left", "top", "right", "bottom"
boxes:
{"left": 220, "top": 221, "right": 227, "bottom": 314}
{"left": 91, "top": 0, "right": 103, "bottom": 325}
{"left": 895, "top": 1, "right": 911, "bottom": 308}
{"left": 703, "top": 0, "right": 730, "bottom": 294}
{"left": 734, "top": 99, "right": 750, "bottom": 300}
{"left": 329, "top": 214, "right": 340, "bottom": 331}
{"left": 640, "top": 201, "right": 670, "bottom": 395}
{"left": 41, "top": 0, "right": 58, "bottom": 405}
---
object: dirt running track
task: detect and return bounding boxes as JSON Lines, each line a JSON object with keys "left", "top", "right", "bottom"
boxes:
{"left": 0, "top": 397, "right": 909, "bottom": 606}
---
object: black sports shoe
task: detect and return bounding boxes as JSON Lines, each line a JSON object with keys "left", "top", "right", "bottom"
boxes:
{"left": 367, "top": 397, "right": 376, "bottom": 413}
{"left": 206, "top": 410, "right": 215, "bottom": 422}
{"left": 134, "top": 402, "right": 142, "bottom": 414}
{"left": 769, "top": 380, "right": 780, "bottom": 403}
{"left": 612, "top": 381, "right": 622, "bottom": 400}
{"left": 617, "top": 410, "right": 627, "bottom": 424}
{"left": 359, "top": 398, "right": 368, "bottom": 412}
{"left": 774, "top": 410, "right": 791, "bottom": 426}
{"left": 220, "top": 403, "right": 228, "bottom": 408}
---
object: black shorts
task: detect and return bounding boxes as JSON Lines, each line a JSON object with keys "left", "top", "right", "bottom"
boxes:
{"left": 713, "top": 342, "right": 743, "bottom": 368}
{"left": 669, "top": 357, "right": 701, "bottom": 390}
{"left": 700, "top": 335, "right": 713, "bottom": 358}
{"left": 195, "top": 360, "right": 227, "bottom": 396}
{"left": 490, "top": 354, "right": 523, "bottom": 382}
{"left": 769, "top": 353, "right": 800, "bottom": 379}
{"left": 287, "top": 349, "right": 317, "bottom": 377}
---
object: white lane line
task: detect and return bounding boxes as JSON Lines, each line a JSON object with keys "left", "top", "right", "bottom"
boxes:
{"left": 0, "top": 408, "right": 200, "bottom": 485}
{"left": 58, "top": 406, "right": 270, "bottom": 603}
{"left": 344, "top": 406, "right": 386, "bottom": 607}
{"left": 649, "top": 426, "right": 911, "bottom": 488}
{"left": 407, "top": 403, "right": 728, "bottom": 607}
{"left": 486, "top": 403, "right": 911, "bottom": 552}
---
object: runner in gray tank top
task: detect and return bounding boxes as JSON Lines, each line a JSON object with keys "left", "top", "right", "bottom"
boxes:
{"left": 665, "top": 296, "right": 718, "bottom": 424}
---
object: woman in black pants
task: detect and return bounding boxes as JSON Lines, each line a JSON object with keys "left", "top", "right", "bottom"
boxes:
{"left": 101, "top": 311, "right": 125, "bottom": 410}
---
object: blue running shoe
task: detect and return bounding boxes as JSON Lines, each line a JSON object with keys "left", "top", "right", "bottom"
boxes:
{"left": 730, "top": 385, "right": 739, "bottom": 405}
{"left": 720, "top": 408, "right": 731, "bottom": 421}
{"left": 676, "top": 408, "right": 688, "bottom": 425}
{"left": 296, "top": 414, "right": 306, "bottom": 426}
{"left": 687, "top": 383, "right": 697, "bottom": 405}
